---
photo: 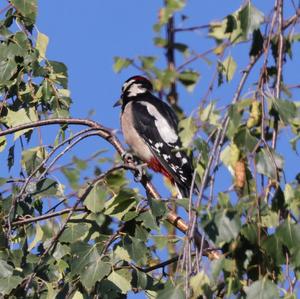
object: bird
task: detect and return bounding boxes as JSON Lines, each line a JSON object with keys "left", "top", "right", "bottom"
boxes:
{"left": 114, "top": 75, "right": 195, "bottom": 198}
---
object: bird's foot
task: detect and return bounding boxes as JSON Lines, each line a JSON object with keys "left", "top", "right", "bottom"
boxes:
{"left": 134, "top": 163, "right": 147, "bottom": 182}
{"left": 122, "top": 151, "right": 135, "bottom": 164}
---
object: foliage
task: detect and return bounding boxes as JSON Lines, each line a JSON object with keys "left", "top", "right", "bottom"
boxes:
{"left": 0, "top": 0, "right": 300, "bottom": 298}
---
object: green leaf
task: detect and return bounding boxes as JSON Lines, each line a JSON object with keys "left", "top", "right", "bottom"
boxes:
{"left": 271, "top": 98, "right": 297, "bottom": 124}
{"left": 28, "top": 223, "right": 43, "bottom": 251}
{"left": 221, "top": 55, "right": 237, "bottom": 82}
{"left": 250, "top": 29, "right": 264, "bottom": 56}
{"left": 220, "top": 143, "right": 240, "bottom": 174}
{"left": 261, "top": 234, "right": 285, "bottom": 265}
{"left": 0, "top": 136, "right": 7, "bottom": 153}
{"left": 36, "top": 31, "right": 49, "bottom": 61}
{"left": 104, "top": 189, "right": 137, "bottom": 220}
{"left": 113, "top": 57, "right": 131, "bottom": 73}
{"left": 11, "top": 0, "right": 37, "bottom": 25}
{"left": 70, "top": 242, "right": 101, "bottom": 275}
{"left": 0, "top": 57, "right": 17, "bottom": 85}
{"left": 123, "top": 236, "right": 148, "bottom": 264}
{"left": 7, "top": 145, "right": 15, "bottom": 171}
{"left": 154, "top": 37, "right": 167, "bottom": 47}
{"left": 21, "top": 146, "right": 46, "bottom": 175}
{"left": 234, "top": 127, "right": 258, "bottom": 153}
{"left": 81, "top": 259, "right": 111, "bottom": 291}
{"left": 61, "top": 167, "right": 80, "bottom": 189}
{"left": 6, "top": 108, "right": 38, "bottom": 140}
{"left": 239, "top": 2, "right": 264, "bottom": 39}
{"left": 0, "top": 260, "right": 14, "bottom": 279}
{"left": 139, "top": 56, "right": 157, "bottom": 69}
{"left": 107, "top": 271, "right": 131, "bottom": 294}
{"left": 0, "top": 275, "right": 23, "bottom": 295}
{"left": 261, "top": 210, "right": 279, "bottom": 228}
{"left": 84, "top": 182, "right": 106, "bottom": 213}
{"left": 149, "top": 198, "right": 167, "bottom": 217}
{"left": 156, "top": 281, "right": 185, "bottom": 299}
{"left": 136, "top": 210, "right": 159, "bottom": 230}
{"left": 179, "top": 116, "right": 197, "bottom": 147}
{"left": 245, "top": 277, "right": 279, "bottom": 299}
{"left": 52, "top": 243, "right": 70, "bottom": 260}
{"left": 178, "top": 70, "right": 200, "bottom": 91}
{"left": 114, "top": 246, "right": 131, "bottom": 263}
{"left": 190, "top": 271, "right": 211, "bottom": 298}
{"left": 276, "top": 219, "right": 300, "bottom": 251}
{"left": 60, "top": 223, "right": 89, "bottom": 243}
{"left": 200, "top": 101, "right": 221, "bottom": 126}
{"left": 34, "top": 178, "right": 63, "bottom": 199}
{"left": 209, "top": 3, "right": 263, "bottom": 44}
{"left": 203, "top": 210, "right": 241, "bottom": 246}
{"left": 255, "top": 148, "right": 284, "bottom": 179}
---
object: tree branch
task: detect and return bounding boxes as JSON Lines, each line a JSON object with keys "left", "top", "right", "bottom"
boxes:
{"left": 1, "top": 117, "right": 218, "bottom": 257}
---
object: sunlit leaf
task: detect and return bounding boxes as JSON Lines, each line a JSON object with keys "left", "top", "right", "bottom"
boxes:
{"left": 36, "top": 31, "right": 49, "bottom": 61}
{"left": 107, "top": 271, "right": 131, "bottom": 294}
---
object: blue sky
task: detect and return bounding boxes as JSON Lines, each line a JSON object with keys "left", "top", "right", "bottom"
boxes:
{"left": 11, "top": 0, "right": 300, "bottom": 297}
{"left": 36, "top": 0, "right": 300, "bottom": 187}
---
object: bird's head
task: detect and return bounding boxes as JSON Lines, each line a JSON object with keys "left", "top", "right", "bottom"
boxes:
{"left": 114, "top": 75, "right": 153, "bottom": 108}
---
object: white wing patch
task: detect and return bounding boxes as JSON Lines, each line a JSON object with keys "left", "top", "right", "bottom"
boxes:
{"left": 181, "top": 158, "right": 188, "bottom": 165}
{"left": 140, "top": 102, "right": 178, "bottom": 144}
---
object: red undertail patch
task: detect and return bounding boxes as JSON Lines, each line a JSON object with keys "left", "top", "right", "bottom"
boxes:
{"left": 148, "top": 157, "right": 174, "bottom": 184}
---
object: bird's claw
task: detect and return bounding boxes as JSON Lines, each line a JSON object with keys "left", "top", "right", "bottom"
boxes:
{"left": 134, "top": 163, "right": 147, "bottom": 182}
{"left": 122, "top": 151, "right": 135, "bottom": 164}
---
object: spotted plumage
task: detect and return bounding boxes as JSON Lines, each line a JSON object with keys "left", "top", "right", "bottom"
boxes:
{"left": 115, "top": 75, "right": 195, "bottom": 197}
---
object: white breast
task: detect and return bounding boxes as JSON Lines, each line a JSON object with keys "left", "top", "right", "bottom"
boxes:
{"left": 121, "top": 102, "right": 153, "bottom": 162}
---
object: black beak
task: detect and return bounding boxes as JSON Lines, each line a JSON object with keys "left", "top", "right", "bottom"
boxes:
{"left": 113, "top": 98, "right": 122, "bottom": 107}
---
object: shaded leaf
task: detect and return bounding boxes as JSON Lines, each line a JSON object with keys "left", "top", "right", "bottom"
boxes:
{"left": 11, "top": 0, "right": 37, "bottom": 25}
{"left": 81, "top": 259, "right": 111, "bottom": 291}
{"left": 0, "top": 260, "right": 14, "bottom": 279}
{"left": 0, "top": 275, "right": 22, "bottom": 295}
{"left": 245, "top": 278, "right": 279, "bottom": 299}
{"left": 60, "top": 223, "right": 89, "bottom": 243}
{"left": 255, "top": 148, "right": 284, "bottom": 179}
{"left": 203, "top": 210, "right": 241, "bottom": 246}
{"left": 0, "top": 57, "right": 17, "bottom": 85}
{"left": 84, "top": 182, "right": 106, "bottom": 213}
{"left": 239, "top": 2, "right": 264, "bottom": 39}
{"left": 156, "top": 281, "right": 185, "bottom": 299}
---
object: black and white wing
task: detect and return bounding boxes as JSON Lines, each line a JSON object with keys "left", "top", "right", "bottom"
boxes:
{"left": 131, "top": 97, "right": 193, "bottom": 196}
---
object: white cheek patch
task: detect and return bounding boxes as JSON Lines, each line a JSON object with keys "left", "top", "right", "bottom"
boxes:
{"left": 128, "top": 83, "right": 146, "bottom": 97}
{"left": 122, "top": 79, "right": 135, "bottom": 92}
{"left": 140, "top": 102, "right": 178, "bottom": 144}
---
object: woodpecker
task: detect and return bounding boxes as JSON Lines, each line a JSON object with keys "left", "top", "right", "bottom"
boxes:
{"left": 114, "top": 75, "right": 195, "bottom": 198}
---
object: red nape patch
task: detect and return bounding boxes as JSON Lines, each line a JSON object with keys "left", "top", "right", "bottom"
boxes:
{"left": 132, "top": 75, "right": 148, "bottom": 83}
{"left": 148, "top": 158, "right": 174, "bottom": 184}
